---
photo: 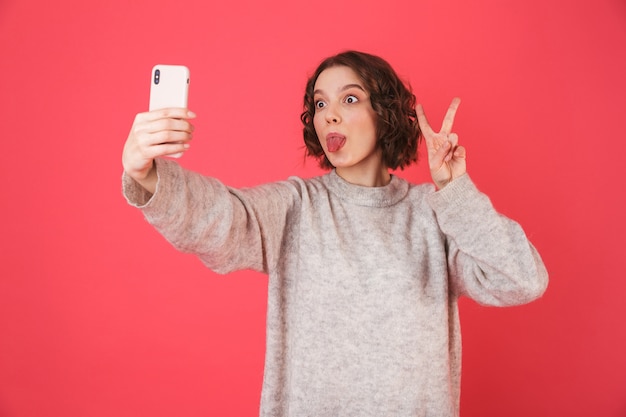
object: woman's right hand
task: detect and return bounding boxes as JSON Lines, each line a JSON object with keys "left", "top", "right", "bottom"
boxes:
{"left": 122, "top": 108, "right": 196, "bottom": 193}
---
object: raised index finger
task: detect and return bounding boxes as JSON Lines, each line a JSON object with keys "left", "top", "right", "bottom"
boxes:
{"left": 416, "top": 103, "right": 435, "bottom": 136}
{"left": 441, "top": 97, "right": 461, "bottom": 134}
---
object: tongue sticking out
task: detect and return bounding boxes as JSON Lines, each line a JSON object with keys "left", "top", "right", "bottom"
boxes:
{"left": 326, "top": 135, "right": 346, "bottom": 152}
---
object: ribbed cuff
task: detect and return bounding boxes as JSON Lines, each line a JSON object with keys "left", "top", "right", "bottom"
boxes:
{"left": 426, "top": 174, "right": 477, "bottom": 209}
{"left": 121, "top": 158, "right": 176, "bottom": 208}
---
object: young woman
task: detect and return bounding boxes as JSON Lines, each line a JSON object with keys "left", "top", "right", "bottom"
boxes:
{"left": 122, "top": 51, "right": 548, "bottom": 417}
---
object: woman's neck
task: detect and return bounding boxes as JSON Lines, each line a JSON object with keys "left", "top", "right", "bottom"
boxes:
{"left": 335, "top": 164, "right": 391, "bottom": 187}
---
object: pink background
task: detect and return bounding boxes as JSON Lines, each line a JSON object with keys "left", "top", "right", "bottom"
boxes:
{"left": 1, "top": 0, "right": 625, "bottom": 415}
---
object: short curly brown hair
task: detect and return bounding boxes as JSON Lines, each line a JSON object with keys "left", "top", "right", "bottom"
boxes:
{"left": 301, "top": 50, "right": 420, "bottom": 170}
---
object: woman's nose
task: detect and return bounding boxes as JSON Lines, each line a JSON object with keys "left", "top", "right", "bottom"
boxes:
{"left": 325, "top": 104, "right": 341, "bottom": 124}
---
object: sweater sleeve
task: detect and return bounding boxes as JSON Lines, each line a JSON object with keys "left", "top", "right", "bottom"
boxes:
{"left": 122, "top": 158, "right": 299, "bottom": 275}
{"left": 426, "top": 174, "right": 548, "bottom": 306}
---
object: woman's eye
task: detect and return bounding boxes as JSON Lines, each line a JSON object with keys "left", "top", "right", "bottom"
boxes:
{"left": 345, "top": 95, "right": 359, "bottom": 104}
{"left": 315, "top": 100, "right": 326, "bottom": 109}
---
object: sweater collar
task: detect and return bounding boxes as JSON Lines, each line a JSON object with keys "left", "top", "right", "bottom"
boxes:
{"left": 325, "top": 169, "right": 409, "bottom": 207}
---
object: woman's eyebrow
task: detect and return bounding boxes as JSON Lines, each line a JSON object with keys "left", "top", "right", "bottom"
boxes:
{"left": 313, "top": 84, "right": 367, "bottom": 96}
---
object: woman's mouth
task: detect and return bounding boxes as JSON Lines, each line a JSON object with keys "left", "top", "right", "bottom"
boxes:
{"left": 326, "top": 133, "right": 346, "bottom": 152}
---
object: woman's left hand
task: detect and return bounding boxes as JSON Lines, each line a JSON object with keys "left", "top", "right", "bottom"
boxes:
{"left": 416, "top": 98, "right": 466, "bottom": 189}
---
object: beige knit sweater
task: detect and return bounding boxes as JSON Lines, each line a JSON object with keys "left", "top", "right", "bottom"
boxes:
{"left": 123, "top": 158, "right": 548, "bottom": 417}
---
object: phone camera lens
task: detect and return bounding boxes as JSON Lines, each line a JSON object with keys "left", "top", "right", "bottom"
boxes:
{"left": 154, "top": 69, "right": 160, "bottom": 85}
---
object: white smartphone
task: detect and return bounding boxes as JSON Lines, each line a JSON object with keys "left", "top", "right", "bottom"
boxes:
{"left": 149, "top": 64, "right": 190, "bottom": 110}
{"left": 149, "top": 65, "right": 190, "bottom": 157}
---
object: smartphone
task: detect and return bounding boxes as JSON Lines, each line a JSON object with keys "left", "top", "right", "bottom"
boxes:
{"left": 149, "top": 65, "right": 190, "bottom": 157}
{"left": 149, "top": 64, "right": 190, "bottom": 110}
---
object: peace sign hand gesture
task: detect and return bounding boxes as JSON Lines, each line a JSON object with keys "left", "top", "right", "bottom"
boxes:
{"left": 416, "top": 98, "right": 466, "bottom": 189}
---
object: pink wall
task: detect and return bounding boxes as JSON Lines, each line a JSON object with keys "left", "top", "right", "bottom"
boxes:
{"left": 1, "top": 0, "right": 625, "bottom": 415}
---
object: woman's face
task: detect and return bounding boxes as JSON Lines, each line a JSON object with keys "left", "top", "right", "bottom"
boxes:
{"left": 313, "top": 66, "right": 385, "bottom": 182}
